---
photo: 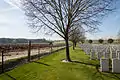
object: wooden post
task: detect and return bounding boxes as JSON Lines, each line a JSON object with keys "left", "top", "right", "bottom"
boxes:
{"left": 49, "top": 42, "right": 53, "bottom": 54}
{"left": 28, "top": 41, "right": 31, "bottom": 62}
{"left": 1, "top": 50, "right": 4, "bottom": 73}
{"left": 38, "top": 47, "right": 40, "bottom": 59}
{"left": 51, "top": 45, "right": 52, "bottom": 53}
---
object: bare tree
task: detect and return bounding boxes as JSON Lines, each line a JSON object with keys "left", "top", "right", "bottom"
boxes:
{"left": 19, "top": 0, "right": 116, "bottom": 62}
{"left": 69, "top": 25, "right": 85, "bottom": 50}
{"left": 117, "top": 30, "right": 120, "bottom": 43}
{"left": 80, "top": 37, "right": 86, "bottom": 44}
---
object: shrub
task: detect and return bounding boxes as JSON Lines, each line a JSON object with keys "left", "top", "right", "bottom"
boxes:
{"left": 98, "top": 39, "right": 104, "bottom": 44}
{"left": 108, "top": 38, "right": 114, "bottom": 44}
{"left": 80, "top": 40, "right": 85, "bottom": 44}
{"left": 88, "top": 40, "right": 93, "bottom": 44}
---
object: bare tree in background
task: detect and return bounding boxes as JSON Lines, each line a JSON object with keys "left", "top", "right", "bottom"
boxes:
{"left": 117, "top": 30, "right": 120, "bottom": 43}
{"left": 69, "top": 25, "right": 85, "bottom": 50}
{"left": 19, "top": 0, "right": 116, "bottom": 62}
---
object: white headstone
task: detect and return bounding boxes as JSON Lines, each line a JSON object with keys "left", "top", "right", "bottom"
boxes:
{"left": 90, "top": 50, "right": 96, "bottom": 60}
{"left": 118, "top": 52, "right": 120, "bottom": 59}
{"left": 112, "top": 59, "right": 120, "bottom": 73}
{"left": 104, "top": 52, "right": 110, "bottom": 59}
{"left": 116, "top": 51, "right": 120, "bottom": 58}
{"left": 86, "top": 49, "right": 90, "bottom": 55}
{"left": 97, "top": 52, "right": 102, "bottom": 60}
{"left": 111, "top": 52, "right": 117, "bottom": 59}
{"left": 100, "top": 58, "right": 109, "bottom": 72}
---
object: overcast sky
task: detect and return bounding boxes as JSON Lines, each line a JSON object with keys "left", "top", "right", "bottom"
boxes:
{"left": 0, "top": 0, "right": 120, "bottom": 40}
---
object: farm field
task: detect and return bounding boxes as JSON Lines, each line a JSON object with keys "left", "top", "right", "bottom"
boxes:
{"left": 0, "top": 47, "right": 64, "bottom": 62}
{"left": 0, "top": 46, "right": 120, "bottom": 80}
{"left": 0, "top": 43, "right": 65, "bottom": 62}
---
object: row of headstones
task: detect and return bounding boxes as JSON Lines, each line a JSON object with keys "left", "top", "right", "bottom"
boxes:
{"left": 84, "top": 45, "right": 107, "bottom": 59}
{"left": 80, "top": 44, "right": 120, "bottom": 60}
{"left": 80, "top": 44, "right": 92, "bottom": 55}
{"left": 101, "top": 46, "right": 120, "bottom": 73}
{"left": 91, "top": 47, "right": 120, "bottom": 73}
{"left": 101, "top": 58, "right": 120, "bottom": 73}
{"left": 80, "top": 44, "right": 120, "bottom": 73}
{"left": 90, "top": 50, "right": 120, "bottom": 60}
{"left": 80, "top": 44, "right": 108, "bottom": 56}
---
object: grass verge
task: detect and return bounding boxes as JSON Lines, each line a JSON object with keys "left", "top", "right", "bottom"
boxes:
{"left": 0, "top": 47, "right": 120, "bottom": 80}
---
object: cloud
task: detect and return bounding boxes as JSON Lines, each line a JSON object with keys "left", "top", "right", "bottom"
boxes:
{"left": 0, "top": 0, "right": 24, "bottom": 14}
{"left": 0, "top": 7, "right": 17, "bottom": 13}
{"left": 0, "top": 0, "right": 22, "bottom": 13}
{"left": 0, "top": 22, "right": 9, "bottom": 26}
{"left": 3, "top": 0, "right": 21, "bottom": 9}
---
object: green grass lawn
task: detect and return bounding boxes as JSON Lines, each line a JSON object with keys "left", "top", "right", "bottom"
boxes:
{"left": 0, "top": 47, "right": 120, "bottom": 80}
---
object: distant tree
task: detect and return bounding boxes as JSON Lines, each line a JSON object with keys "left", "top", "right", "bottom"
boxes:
{"left": 49, "top": 41, "right": 53, "bottom": 46}
{"left": 108, "top": 38, "right": 114, "bottom": 44}
{"left": 49, "top": 41, "right": 53, "bottom": 52}
{"left": 19, "top": 0, "right": 116, "bottom": 62}
{"left": 69, "top": 26, "right": 85, "bottom": 50}
{"left": 98, "top": 39, "right": 104, "bottom": 44}
{"left": 117, "top": 30, "right": 120, "bottom": 43}
{"left": 80, "top": 39, "right": 85, "bottom": 44}
{"left": 0, "top": 38, "right": 49, "bottom": 44}
{"left": 88, "top": 40, "right": 93, "bottom": 44}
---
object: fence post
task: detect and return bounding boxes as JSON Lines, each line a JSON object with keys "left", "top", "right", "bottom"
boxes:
{"left": 1, "top": 50, "right": 4, "bottom": 73}
{"left": 49, "top": 42, "right": 53, "bottom": 54}
{"left": 38, "top": 47, "right": 40, "bottom": 59}
{"left": 51, "top": 45, "right": 52, "bottom": 53}
{"left": 28, "top": 40, "right": 31, "bottom": 62}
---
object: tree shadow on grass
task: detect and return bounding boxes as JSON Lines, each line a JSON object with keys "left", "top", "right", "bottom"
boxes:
{"left": 73, "top": 61, "right": 120, "bottom": 80}
{"left": 93, "top": 70, "right": 120, "bottom": 80}
{"left": 94, "top": 64, "right": 120, "bottom": 80}
{"left": 92, "top": 66, "right": 116, "bottom": 80}
{"left": 4, "top": 73, "right": 16, "bottom": 80}
{"left": 33, "top": 61, "right": 51, "bottom": 66}
{"left": 112, "top": 74, "right": 120, "bottom": 80}
{"left": 72, "top": 61, "right": 98, "bottom": 67}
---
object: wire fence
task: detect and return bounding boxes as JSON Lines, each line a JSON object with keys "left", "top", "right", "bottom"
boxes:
{"left": 0, "top": 41, "right": 66, "bottom": 74}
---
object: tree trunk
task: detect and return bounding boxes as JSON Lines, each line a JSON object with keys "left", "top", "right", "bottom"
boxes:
{"left": 65, "top": 18, "right": 71, "bottom": 61}
{"left": 73, "top": 42, "right": 75, "bottom": 50}
{"left": 65, "top": 38, "right": 71, "bottom": 62}
{"left": 38, "top": 47, "right": 40, "bottom": 59}
{"left": 75, "top": 42, "right": 77, "bottom": 47}
{"left": 50, "top": 45, "right": 52, "bottom": 53}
